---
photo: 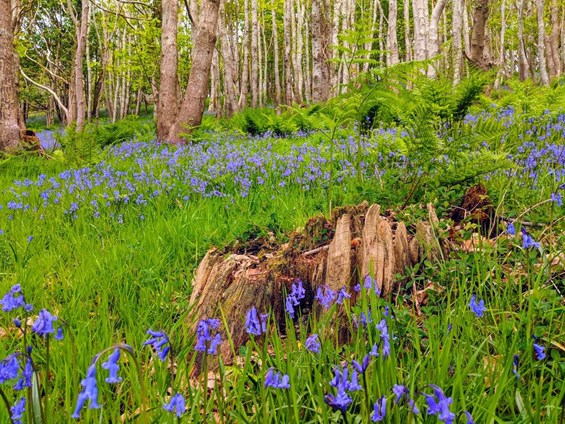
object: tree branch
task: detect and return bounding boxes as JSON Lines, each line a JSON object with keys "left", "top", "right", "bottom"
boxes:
{"left": 20, "top": 68, "right": 69, "bottom": 119}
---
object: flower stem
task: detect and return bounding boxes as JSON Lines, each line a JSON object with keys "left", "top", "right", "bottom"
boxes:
{"left": 0, "top": 387, "right": 16, "bottom": 424}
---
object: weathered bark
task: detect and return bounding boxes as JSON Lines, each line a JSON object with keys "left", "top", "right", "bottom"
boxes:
{"left": 311, "top": 0, "right": 331, "bottom": 102}
{"left": 157, "top": 0, "right": 179, "bottom": 140}
{"left": 271, "top": 0, "right": 281, "bottom": 107}
{"left": 412, "top": 0, "right": 428, "bottom": 61}
{"left": 0, "top": 0, "right": 20, "bottom": 151}
{"left": 404, "top": 0, "right": 412, "bottom": 61}
{"left": 517, "top": 0, "right": 530, "bottom": 80}
{"left": 187, "top": 203, "right": 445, "bottom": 361}
{"left": 428, "top": 0, "right": 448, "bottom": 77}
{"left": 283, "top": 0, "right": 294, "bottom": 104}
{"left": 468, "top": 0, "right": 492, "bottom": 70}
{"left": 536, "top": 0, "right": 550, "bottom": 85}
{"left": 68, "top": 0, "right": 89, "bottom": 131}
{"left": 168, "top": 0, "right": 220, "bottom": 142}
{"left": 239, "top": 0, "right": 250, "bottom": 108}
{"left": 250, "top": 0, "right": 259, "bottom": 107}
{"left": 387, "top": 0, "right": 400, "bottom": 66}
{"left": 220, "top": 0, "right": 239, "bottom": 115}
{"left": 452, "top": 0, "right": 464, "bottom": 84}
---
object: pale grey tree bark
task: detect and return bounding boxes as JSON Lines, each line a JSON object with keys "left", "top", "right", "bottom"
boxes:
{"left": 536, "top": 0, "right": 550, "bottom": 85}
{"left": 312, "top": 0, "right": 331, "bottom": 102}
{"left": 157, "top": 0, "right": 179, "bottom": 140}
{"left": 387, "top": 0, "right": 400, "bottom": 66}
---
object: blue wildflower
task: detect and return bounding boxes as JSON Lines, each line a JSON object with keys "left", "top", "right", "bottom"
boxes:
{"left": 285, "top": 280, "right": 305, "bottom": 318}
{"left": 245, "top": 306, "right": 264, "bottom": 336}
{"left": 55, "top": 326, "right": 64, "bottom": 341}
{"left": 533, "top": 343, "right": 546, "bottom": 361}
{"left": 330, "top": 364, "right": 362, "bottom": 392}
{"left": 14, "top": 357, "right": 33, "bottom": 390}
{"left": 468, "top": 295, "right": 486, "bottom": 318}
{"left": 424, "top": 384, "right": 455, "bottom": 424}
{"left": 376, "top": 319, "right": 391, "bottom": 357}
{"left": 392, "top": 385, "right": 419, "bottom": 414}
{"left": 264, "top": 369, "right": 290, "bottom": 389}
{"left": 305, "top": 333, "right": 321, "bottom": 353}
{"left": 512, "top": 354, "right": 520, "bottom": 379}
{"left": 143, "top": 329, "right": 170, "bottom": 361}
{"left": 0, "top": 354, "right": 20, "bottom": 384}
{"left": 464, "top": 411, "right": 475, "bottom": 424}
{"left": 521, "top": 227, "right": 540, "bottom": 249}
{"left": 0, "top": 285, "right": 26, "bottom": 312}
{"left": 102, "top": 349, "right": 122, "bottom": 384}
{"left": 324, "top": 388, "right": 352, "bottom": 412}
{"left": 194, "top": 318, "right": 221, "bottom": 355}
{"left": 32, "top": 309, "right": 57, "bottom": 336}
{"left": 551, "top": 192, "right": 562, "bottom": 206}
{"left": 10, "top": 397, "right": 26, "bottom": 424}
{"left": 72, "top": 364, "right": 101, "bottom": 418}
{"left": 364, "top": 274, "right": 381, "bottom": 295}
{"left": 164, "top": 393, "right": 186, "bottom": 417}
{"left": 352, "top": 354, "right": 371, "bottom": 374}
{"left": 507, "top": 222, "right": 516, "bottom": 236}
{"left": 336, "top": 287, "right": 351, "bottom": 304}
{"left": 315, "top": 285, "right": 337, "bottom": 309}
{"left": 371, "top": 396, "right": 387, "bottom": 422}
{"left": 207, "top": 333, "right": 222, "bottom": 355}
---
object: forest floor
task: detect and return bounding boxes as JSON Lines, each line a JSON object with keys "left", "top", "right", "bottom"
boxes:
{"left": 0, "top": 103, "right": 564, "bottom": 423}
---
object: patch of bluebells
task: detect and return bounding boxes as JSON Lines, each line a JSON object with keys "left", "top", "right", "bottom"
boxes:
{"left": 264, "top": 369, "right": 290, "bottom": 389}
{"left": 245, "top": 306, "right": 268, "bottom": 336}
{"left": 285, "top": 279, "right": 305, "bottom": 318}
{"left": 315, "top": 285, "right": 337, "bottom": 309}
{"left": 194, "top": 318, "right": 221, "bottom": 355}
{"left": 423, "top": 385, "right": 456, "bottom": 424}
{"left": 468, "top": 295, "right": 486, "bottom": 318}
{"left": 143, "top": 329, "right": 171, "bottom": 361}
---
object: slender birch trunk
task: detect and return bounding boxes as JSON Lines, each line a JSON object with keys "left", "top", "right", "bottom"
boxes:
{"left": 387, "top": 0, "right": 400, "bottom": 66}
{"left": 271, "top": 0, "right": 281, "bottom": 107}
{"left": 283, "top": 0, "right": 294, "bottom": 104}
{"left": 239, "top": 0, "right": 250, "bottom": 108}
{"left": 536, "top": 0, "right": 550, "bottom": 84}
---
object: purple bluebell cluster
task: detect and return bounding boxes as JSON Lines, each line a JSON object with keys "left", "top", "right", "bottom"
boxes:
{"left": 144, "top": 329, "right": 171, "bottom": 361}
{"left": 315, "top": 285, "right": 337, "bottom": 309}
{"left": 285, "top": 279, "right": 305, "bottom": 318}
{"left": 32, "top": 309, "right": 58, "bottom": 337}
{"left": 194, "top": 318, "right": 221, "bottom": 355}
{"left": 468, "top": 295, "right": 486, "bottom": 318}
{"left": 264, "top": 368, "right": 290, "bottom": 389}
{"left": 305, "top": 333, "right": 321, "bottom": 353}
{"left": 163, "top": 393, "right": 186, "bottom": 417}
{"left": 72, "top": 364, "right": 101, "bottom": 418}
{"left": 102, "top": 349, "right": 122, "bottom": 383}
{"left": 371, "top": 396, "right": 386, "bottom": 422}
{"left": 0, "top": 285, "right": 32, "bottom": 313}
{"left": 423, "top": 385, "right": 456, "bottom": 424}
{"left": 245, "top": 306, "right": 268, "bottom": 336}
{"left": 10, "top": 397, "right": 26, "bottom": 424}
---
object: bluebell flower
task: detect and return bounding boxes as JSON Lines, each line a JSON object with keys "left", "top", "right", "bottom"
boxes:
{"left": 352, "top": 354, "right": 371, "bottom": 374}
{"left": 245, "top": 306, "right": 264, "bottom": 336}
{"left": 521, "top": 227, "right": 540, "bottom": 249}
{"left": 14, "top": 357, "right": 33, "bottom": 390}
{"left": 468, "top": 295, "right": 486, "bottom": 318}
{"left": 13, "top": 318, "right": 21, "bottom": 328}
{"left": 72, "top": 364, "right": 101, "bottom": 418}
{"left": 324, "top": 388, "right": 352, "bottom": 412}
{"left": 369, "top": 343, "right": 380, "bottom": 357}
{"left": 264, "top": 369, "right": 290, "bottom": 389}
{"left": 507, "top": 222, "right": 516, "bottom": 236}
{"left": 0, "top": 354, "right": 20, "bottom": 384}
{"left": 315, "top": 285, "right": 337, "bottom": 309}
{"left": 305, "top": 333, "right": 321, "bottom": 353}
{"left": 464, "top": 411, "right": 475, "bottom": 424}
{"left": 371, "top": 396, "right": 386, "bottom": 422}
{"left": 512, "top": 354, "right": 520, "bottom": 379}
{"left": 285, "top": 280, "right": 305, "bottom": 318}
{"left": 164, "top": 393, "right": 186, "bottom": 417}
{"left": 55, "top": 326, "right": 64, "bottom": 341}
{"left": 10, "top": 397, "right": 26, "bottom": 424}
{"left": 32, "top": 309, "right": 57, "bottom": 336}
{"left": 551, "top": 192, "right": 562, "bottom": 206}
{"left": 102, "top": 349, "right": 122, "bottom": 384}
{"left": 194, "top": 318, "right": 221, "bottom": 355}
{"left": 392, "top": 384, "right": 419, "bottom": 414}
{"left": 424, "top": 384, "right": 455, "bottom": 424}
{"left": 533, "top": 343, "right": 546, "bottom": 360}
{"left": 376, "top": 319, "right": 390, "bottom": 357}
{"left": 0, "top": 285, "right": 26, "bottom": 312}
{"left": 144, "top": 329, "right": 170, "bottom": 361}
{"left": 207, "top": 333, "right": 222, "bottom": 355}
{"left": 330, "top": 364, "right": 362, "bottom": 392}
{"left": 336, "top": 287, "right": 351, "bottom": 304}
{"left": 364, "top": 274, "right": 381, "bottom": 295}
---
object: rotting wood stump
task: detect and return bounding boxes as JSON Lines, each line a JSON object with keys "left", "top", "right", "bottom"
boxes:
{"left": 188, "top": 202, "right": 444, "bottom": 361}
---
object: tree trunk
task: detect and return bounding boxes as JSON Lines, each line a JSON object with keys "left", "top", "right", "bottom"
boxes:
{"left": 239, "top": 0, "right": 250, "bottom": 108}
{"left": 250, "top": 0, "right": 259, "bottom": 107}
{"left": 536, "top": 0, "right": 550, "bottom": 85}
{"left": 427, "top": 0, "right": 448, "bottom": 77}
{"left": 517, "top": 0, "right": 529, "bottom": 80}
{"left": 452, "top": 0, "right": 464, "bottom": 83}
{"left": 157, "top": 0, "right": 179, "bottom": 140}
{"left": 167, "top": 0, "right": 220, "bottom": 142}
{"left": 468, "top": 0, "right": 492, "bottom": 69}
{"left": 220, "top": 0, "right": 239, "bottom": 115}
{"left": 387, "top": 0, "right": 400, "bottom": 66}
{"left": 73, "top": 0, "right": 89, "bottom": 131}
{"left": 547, "top": 0, "right": 560, "bottom": 78}
{"left": 283, "top": 0, "right": 294, "bottom": 104}
{"left": 271, "top": 0, "right": 281, "bottom": 107}
{"left": 311, "top": 0, "right": 331, "bottom": 103}
{"left": 0, "top": 0, "right": 21, "bottom": 151}
{"left": 412, "top": 0, "right": 428, "bottom": 61}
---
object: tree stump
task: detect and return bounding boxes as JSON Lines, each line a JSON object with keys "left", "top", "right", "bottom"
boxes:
{"left": 187, "top": 202, "right": 444, "bottom": 361}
